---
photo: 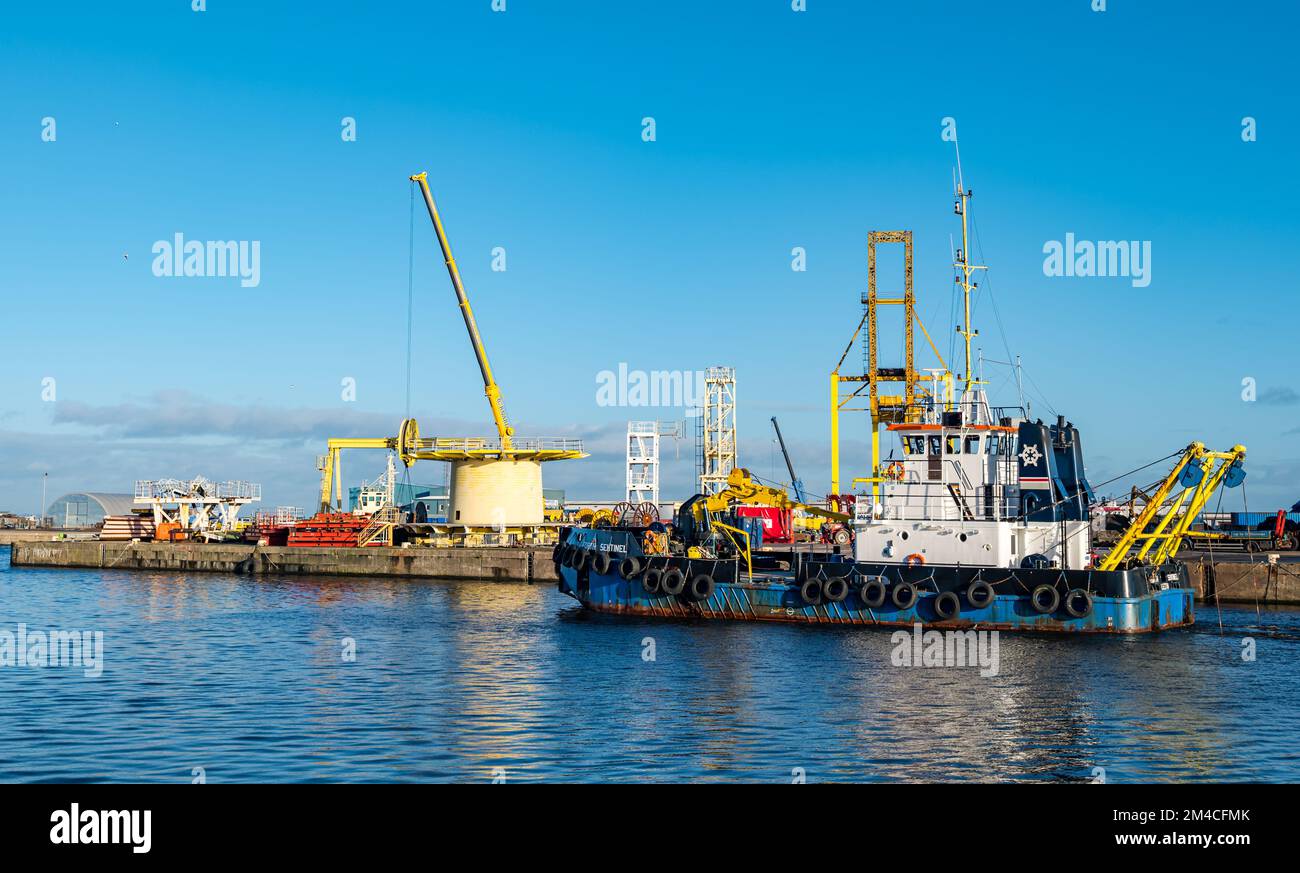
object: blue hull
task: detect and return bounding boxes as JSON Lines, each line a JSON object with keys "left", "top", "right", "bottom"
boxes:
{"left": 555, "top": 529, "right": 1194, "bottom": 635}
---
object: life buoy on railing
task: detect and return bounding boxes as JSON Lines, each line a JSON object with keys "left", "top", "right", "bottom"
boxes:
{"left": 903, "top": 553, "right": 925, "bottom": 567}
{"left": 884, "top": 462, "right": 906, "bottom": 482}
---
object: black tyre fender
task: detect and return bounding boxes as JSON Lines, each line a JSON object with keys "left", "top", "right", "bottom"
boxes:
{"left": 687, "top": 573, "right": 715, "bottom": 602}
{"left": 933, "top": 590, "right": 961, "bottom": 620}
{"left": 1063, "top": 588, "right": 1093, "bottom": 618}
{"left": 891, "top": 581, "right": 918, "bottom": 610}
{"left": 1031, "top": 583, "right": 1060, "bottom": 614}
{"left": 618, "top": 556, "right": 643, "bottom": 580}
{"left": 799, "top": 578, "right": 822, "bottom": 606}
{"left": 966, "top": 580, "right": 996, "bottom": 609}
{"left": 591, "top": 552, "right": 612, "bottom": 576}
{"left": 859, "top": 578, "right": 887, "bottom": 609}
{"left": 661, "top": 567, "right": 686, "bottom": 596}
{"left": 642, "top": 567, "right": 664, "bottom": 595}
{"left": 823, "top": 576, "right": 849, "bottom": 603}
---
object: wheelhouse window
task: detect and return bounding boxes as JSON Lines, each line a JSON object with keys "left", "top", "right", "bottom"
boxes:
{"left": 964, "top": 435, "right": 981, "bottom": 454}
{"left": 945, "top": 435, "right": 960, "bottom": 454}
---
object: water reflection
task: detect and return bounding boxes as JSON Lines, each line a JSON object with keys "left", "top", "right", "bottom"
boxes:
{"left": 1, "top": 550, "right": 1296, "bottom": 782}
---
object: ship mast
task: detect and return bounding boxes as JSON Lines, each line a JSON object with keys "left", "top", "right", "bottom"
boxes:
{"left": 952, "top": 142, "right": 987, "bottom": 397}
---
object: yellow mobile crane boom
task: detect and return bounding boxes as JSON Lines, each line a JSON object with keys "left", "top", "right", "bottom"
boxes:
{"left": 697, "top": 468, "right": 849, "bottom": 521}
{"left": 410, "top": 172, "right": 513, "bottom": 450}
{"left": 1098, "top": 442, "right": 1247, "bottom": 571}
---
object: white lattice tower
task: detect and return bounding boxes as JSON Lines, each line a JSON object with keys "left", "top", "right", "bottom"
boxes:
{"left": 626, "top": 421, "right": 660, "bottom": 504}
{"left": 699, "top": 367, "right": 737, "bottom": 495}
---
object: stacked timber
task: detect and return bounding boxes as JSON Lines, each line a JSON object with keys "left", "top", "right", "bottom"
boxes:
{"left": 99, "top": 515, "right": 155, "bottom": 542}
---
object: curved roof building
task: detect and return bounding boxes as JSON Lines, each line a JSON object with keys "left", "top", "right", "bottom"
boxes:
{"left": 46, "top": 493, "right": 135, "bottom": 528}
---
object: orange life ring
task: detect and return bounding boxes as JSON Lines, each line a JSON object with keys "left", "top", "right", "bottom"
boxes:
{"left": 903, "top": 553, "right": 925, "bottom": 567}
{"left": 884, "top": 462, "right": 906, "bottom": 482}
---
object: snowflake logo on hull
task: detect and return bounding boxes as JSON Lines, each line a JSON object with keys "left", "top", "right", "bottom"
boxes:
{"left": 1019, "top": 444, "right": 1042, "bottom": 467}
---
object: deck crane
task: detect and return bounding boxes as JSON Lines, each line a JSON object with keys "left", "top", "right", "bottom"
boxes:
{"left": 313, "top": 173, "right": 585, "bottom": 522}
{"left": 409, "top": 172, "right": 513, "bottom": 451}
{"left": 674, "top": 467, "right": 850, "bottom": 555}
{"left": 770, "top": 417, "right": 806, "bottom": 503}
{"left": 1098, "top": 442, "right": 1247, "bottom": 570}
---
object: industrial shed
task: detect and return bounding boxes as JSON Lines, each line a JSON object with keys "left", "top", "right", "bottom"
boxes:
{"left": 45, "top": 493, "right": 136, "bottom": 528}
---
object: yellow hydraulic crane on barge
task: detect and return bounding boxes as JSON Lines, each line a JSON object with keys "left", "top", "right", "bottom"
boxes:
{"left": 1098, "top": 442, "right": 1247, "bottom": 570}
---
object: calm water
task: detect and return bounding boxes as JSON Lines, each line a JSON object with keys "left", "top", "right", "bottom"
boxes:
{"left": 1, "top": 547, "right": 1297, "bottom": 783}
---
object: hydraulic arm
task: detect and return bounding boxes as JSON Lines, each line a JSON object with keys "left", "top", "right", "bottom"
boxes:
{"left": 410, "top": 172, "right": 514, "bottom": 450}
{"left": 1098, "top": 442, "right": 1246, "bottom": 571}
{"left": 700, "top": 468, "right": 848, "bottom": 521}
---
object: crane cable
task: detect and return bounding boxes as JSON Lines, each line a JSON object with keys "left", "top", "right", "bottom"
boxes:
{"left": 402, "top": 182, "right": 416, "bottom": 493}
{"left": 405, "top": 182, "right": 415, "bottom": 419}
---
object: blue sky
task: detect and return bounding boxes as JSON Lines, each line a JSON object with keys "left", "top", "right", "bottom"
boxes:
{"left": 1, "top": 0, "right": 1296, "bottom": 515}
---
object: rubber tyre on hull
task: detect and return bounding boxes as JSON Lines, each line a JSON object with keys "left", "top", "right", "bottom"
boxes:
{"left": 933, "top": 591, "right": 961, "bottom": 620}
{"left": 661, "top": 568, "right": 686, "bottom": 597}
{"left": 1063, "top": 588, "right": 1093, "bottom": 618}
{"left": 823, "top": 576, "right": 849, "bottom": 603}
{"left": 642, "top": 567, "right": 664, "bottom": 595}
{"left": 618, "top": 557, "right": 642, "bottom": 580}
{"left": 592, "top": 552, "right": 612, "bottom": 576}
{"left": 799, "top": 578, "right": 822, "bottom": 606}
{"left": 966, "top": 580, "right": 995, "bottom": 609}
{"left": 859, "top": 578, "right": 887, "bottom": 609}
{"left": 891, "top": 582, "right": 918, "bottom": 610}
{"left": 1031, "top": 584, "right": 1061, "bottom": 614}
{"left": 686, "top": 574, "right": 715, "bottom": 602}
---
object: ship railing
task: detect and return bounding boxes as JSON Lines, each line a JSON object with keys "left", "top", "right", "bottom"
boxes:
{"left": 870, "top": 490, "right": 1022, "bottom": 523}
{"left": 884, "top": 403, "right": 1027, "bottom": 427}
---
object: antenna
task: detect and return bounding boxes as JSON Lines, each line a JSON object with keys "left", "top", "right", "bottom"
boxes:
{"left": 950, "top": 139, "right": 986, "bottom": 396}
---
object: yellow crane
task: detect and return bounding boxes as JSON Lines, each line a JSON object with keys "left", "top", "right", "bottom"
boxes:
{"left": 315, "top": 173, "right": 585, "bottom": 520}
{"left": 410, "top": 172, "right": 513, "bottom": 450}
{"left": 1098, "top": 442, "right": 1247, "bottom": 570}
{"left": 696, "top": 467, "right": 849, "bottom": 522}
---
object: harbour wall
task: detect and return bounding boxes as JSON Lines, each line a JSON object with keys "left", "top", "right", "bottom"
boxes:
{"left": 8, "top": 540, "right": 562, "bottom": 585}
{"left": 8, "top": 540, "right": 1300, "bottom": 605}
{"left": 0, "top": 530, "right": 89, "bottom": 545}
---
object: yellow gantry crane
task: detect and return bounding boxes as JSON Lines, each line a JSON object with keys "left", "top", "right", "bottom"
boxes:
{"left": 830, "top": 230, "right": 951, "bottom": 498}
{"left": 1098, "top": 442, "right": 1247, "bottom": 570}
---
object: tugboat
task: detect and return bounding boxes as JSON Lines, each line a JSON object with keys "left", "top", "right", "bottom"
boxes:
{"left": 556, "top": 165, "right": 1245, "bottom": 634}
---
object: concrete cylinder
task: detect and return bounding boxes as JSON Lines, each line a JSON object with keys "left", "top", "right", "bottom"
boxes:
{"left": 448, "top": 459, "right": 543, "bottom": 526}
